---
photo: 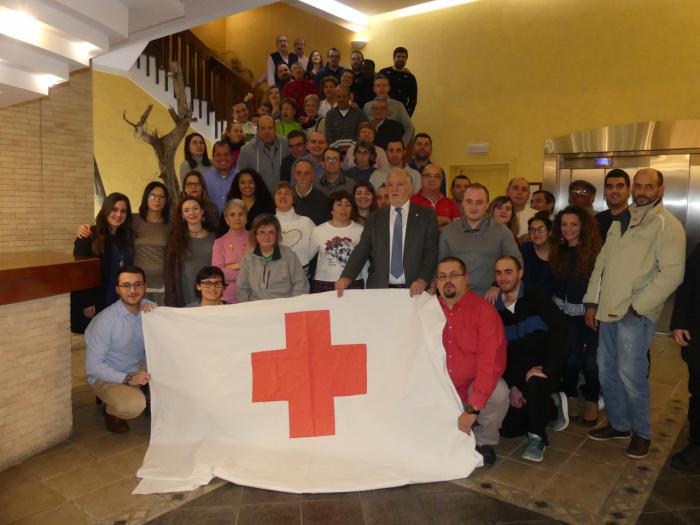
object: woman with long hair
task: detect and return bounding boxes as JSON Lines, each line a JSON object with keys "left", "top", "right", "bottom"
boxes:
{"left": 520, "top": 213, "right": 554, "bottom": 294}
{"left": 309, "top": 190, "right": 365, "bottom": 293}
{"left": 489, "top": 195, "right": 519, "bottom": 239}
{"left": 224, "top": 168, "right": 275, "bottom": 231}
{"left": 71, "top": 193, "right": 135, "bottom": 332}
{"left": 263, "top": 85, "right": 282, "bottom": 120}
{"left": 180, "top": 170, "right": 220, "bottom": 229}
{"left": 549, "top": 205, "right": 603, "bottom": 425}
{"left": 305, "top": 49, "right": 323, "bottom": 80}
{"left": 178, "top": 133, "right": 211, "bottom": 182}
{"left": 164, "top": 195, "right": 217, "bottom": 307}
{"left": 353, "top": 180, "right": 377, "bottom": 225}
{"left": 237, "top": 214, "right": 309, "bottom": 302}
{"left": 212, "top": 199, "right": 251, "bottom": 304}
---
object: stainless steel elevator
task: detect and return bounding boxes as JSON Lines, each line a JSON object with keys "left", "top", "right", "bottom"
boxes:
{"left": 542, "top": 120, "right": 700, "bottom": 333}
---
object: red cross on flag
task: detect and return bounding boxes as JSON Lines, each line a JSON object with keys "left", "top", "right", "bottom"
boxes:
{"left": 135, "top": 291, "right": 481, "bottom": 495}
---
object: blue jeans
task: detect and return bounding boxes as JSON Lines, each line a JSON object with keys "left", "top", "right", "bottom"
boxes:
{"left": 597, "top": 314, "right": 656, "bottom": 439}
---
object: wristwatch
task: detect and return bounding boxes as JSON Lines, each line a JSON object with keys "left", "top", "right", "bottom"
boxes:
{"left": 464, "top": 404, "right": 481, "bottom": 415}
{"left": 123, "top": 374, "right": 133, "bottom": 385}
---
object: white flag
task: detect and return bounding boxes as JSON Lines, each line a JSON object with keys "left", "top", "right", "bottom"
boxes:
{"left": 134, "top": 290, "right": 481, "bottom": 494}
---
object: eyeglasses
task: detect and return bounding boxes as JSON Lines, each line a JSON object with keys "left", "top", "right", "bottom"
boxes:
{"left": 528, "top": 226, "right": 547, "bottom": 234}
{"left": 436, "top": 272, "right": 465, "bottom": 281}
{"left": 571, "top": 188, "right": 591, "bottom": 195}
{"left": 118, "top": 281, "right": 144, "bottom": 290}
{"left": 199, "top": 280, "right": 224, "bottom": 289}
{"left": 148, "top": 193, "right": 166, "bottom": 201}
{"left": 325, "top": 157, "right": 340, "bottom": 163}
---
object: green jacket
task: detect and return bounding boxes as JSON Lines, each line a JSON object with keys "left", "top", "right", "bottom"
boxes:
{"left": 583, "top": 200, "right": 685, "bottom": 322}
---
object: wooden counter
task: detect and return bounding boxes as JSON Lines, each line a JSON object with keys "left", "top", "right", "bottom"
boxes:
{"left": 0, "top": 251, "right": 101, "bottom": 305}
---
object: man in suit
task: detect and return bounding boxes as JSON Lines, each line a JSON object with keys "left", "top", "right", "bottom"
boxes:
{"left": 336, "top": 168, "right": 439, "bottom": 296}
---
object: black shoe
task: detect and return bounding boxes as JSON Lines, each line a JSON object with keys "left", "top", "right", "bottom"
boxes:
{"left": 588, "top": 424, "right": 631, "bottom": 441}
{"left": 476, "top": 445, "right": 497, "bottom": 465}
{"left": 670, "top": 443, "right": 700, "bottom": 472}
{"left": 626, "top": 434, "right": 650, "bottom": 459}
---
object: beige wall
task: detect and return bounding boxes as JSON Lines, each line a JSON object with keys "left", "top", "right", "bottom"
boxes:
{"left": 367, "top": 0, "right": 700, "bottom": 188}
{"left": 0, "top": 70, "right": 93, "bottom": 253}
{"left": 191, "top": 18, "right": 227, "bottom": 55}
{"left": 223, "top": 2, "right": 355, "bottom": 81}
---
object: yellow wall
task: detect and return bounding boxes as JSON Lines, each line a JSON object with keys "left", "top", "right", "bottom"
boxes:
{"left": 224, "top": 3, "right": 355, "bottom": 81}
{"left": 191, "top": 18, "right": 227, "bottom": 55}
{"left": 92, "top": 71, "right": 208, "bottom": 209}
{"left": 367, "top": 0, "right": 700, "bottom": 185}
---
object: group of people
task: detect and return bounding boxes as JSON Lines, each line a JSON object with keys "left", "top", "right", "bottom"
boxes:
{"left": 77, "top": 40, "right": 700, "bottom": 474}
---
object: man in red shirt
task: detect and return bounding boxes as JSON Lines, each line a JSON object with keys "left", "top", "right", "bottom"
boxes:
{"left": 435, "top": 256, "right": 509, "bottom": 465}
{"left": 411, "top": 164, "right": 461, "bottom": 231}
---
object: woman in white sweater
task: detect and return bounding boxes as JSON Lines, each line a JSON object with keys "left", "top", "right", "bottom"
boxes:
{"left": 273, "top": 182, "right": 315, "bottom": 277}
{"left": 308, "top": 190, "right": 364, "bottom": 293}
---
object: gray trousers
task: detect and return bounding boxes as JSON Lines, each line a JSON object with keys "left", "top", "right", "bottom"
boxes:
{"left": 468, "top": 378, "right": 510, "bottom": 446}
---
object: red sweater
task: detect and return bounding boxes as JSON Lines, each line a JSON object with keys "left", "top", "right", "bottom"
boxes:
{"left": 282, "top": 79, "right": 318, "bottom": 117}
{"left": 439, "top": 291, "right": 507, "bottom": 408}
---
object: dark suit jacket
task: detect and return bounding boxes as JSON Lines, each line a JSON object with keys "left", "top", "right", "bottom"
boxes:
{"left": 374, "top": 118, "right": 404, "bottom": 150}
{"left": 342, "top": 202, "right": 439, "bottom": 288}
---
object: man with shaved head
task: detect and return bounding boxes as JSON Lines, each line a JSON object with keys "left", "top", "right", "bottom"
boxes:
{"left": 324, "top": 85, "right": 368, "bottom": 147}
{"left": 236, "top": 115, "right": 289, "bottom": 191}
{"left": 584, "top": 168, "right": 685, "bottom": 460}
{"left": 337, "top": 168, "right": 438, "bottom": 295}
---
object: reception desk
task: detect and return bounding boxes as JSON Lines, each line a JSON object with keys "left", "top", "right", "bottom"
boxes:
{"left": 0, "top": 252, "right": 100, "bottom": 470}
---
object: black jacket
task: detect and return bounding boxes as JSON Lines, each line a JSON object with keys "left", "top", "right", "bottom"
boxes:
{"left": 671, "top": 242, "right": 700, "bottom": 343}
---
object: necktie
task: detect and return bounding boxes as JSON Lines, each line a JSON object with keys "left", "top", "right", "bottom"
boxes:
{"left": 391, "top": 207, "right": 403, "bottom": 279}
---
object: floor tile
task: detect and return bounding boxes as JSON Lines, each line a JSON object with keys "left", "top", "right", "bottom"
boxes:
{"left": 70, "top": 423, "right": 148, "bottom": 460}
{"left": 301, "top": 491, "right": 361, "bottom": 502}
{"left": 540, "top": 472, "right": 612, "bottom": 514}
{"left": 237, "top": 502, "right": 301, "bottom": 525}
{"left": 301, "top": 497, "right": 364, "bottom": 525}
{"left": 8, "top": 501, "right": 97, "bottom": 525}
{"left": 360, "top": 488, "right": 428, "bottom": 525}
{"left": 42, "top": 460, "right": 125, "bottom": 499}
{"left": 560, "top": 454, "right": 622, "bottom": 489}
{"left": 0, "top": 476, "right": 65, "bottom": 525}
{"left": 182, "top": 482, "right": 242, "bottom": 508}
{"left": 651, "top": 476, "right": 700, "bottom": 510}
{"left": 416, "top": 490, "right": 493, "bottom": 525}
{"left": 21, "top": 441, "right": 95, "bottom": 481}
{"left": 71, "top": 476, "right": 163, "bottom": 521}
{"left": 484, "top": 459, "right": 556, "bottom": 495}
{"left": 510, "top": 444, "right": 570, "bottom": 473}
{"left": 150, "top": 507, "right": 237, "bottom": 524}
{"left": 636, "top": 511, "right": 687, "bottom": 524}
{"left": 493, "top": 436, "right": 525, "bottom": 457}
{"left": 94, "top": 443, "right": 148, "bottom": 477}
{"left": 545, "top": 430, "right": 585, "bottom": 453}
{"left": 574, "top": 436, "right": 631, "bottom": 467}
{"left": 239, "top": 486, "right": 301, "bottom": 505}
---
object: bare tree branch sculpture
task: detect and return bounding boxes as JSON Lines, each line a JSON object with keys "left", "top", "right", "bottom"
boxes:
{"left": 123, "top": 62, "right": 195, "bottom": 199}
{"left": 94, "top": 157, "right": 106, "bottom": 206}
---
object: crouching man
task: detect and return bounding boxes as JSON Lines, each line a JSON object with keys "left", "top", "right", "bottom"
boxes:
{"left": 85, "top": 266, "right": 155, "bottom": 433}
{"left": 435, "top": 256, "right": 509, "bottom": 465}
{"left": 494, "top": 256, "right": 569, "bottom": 462}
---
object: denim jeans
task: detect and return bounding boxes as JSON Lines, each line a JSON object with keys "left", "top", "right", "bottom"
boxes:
{"left": 597, "top": 314, "right": 656, "bottom": 439}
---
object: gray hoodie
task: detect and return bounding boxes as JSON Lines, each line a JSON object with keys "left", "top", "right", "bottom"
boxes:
{"left": 237, "top": 244, "right": 309, "bottom": 302}
{"left": 236, "top": 136, "right": 289, "bottom": 192}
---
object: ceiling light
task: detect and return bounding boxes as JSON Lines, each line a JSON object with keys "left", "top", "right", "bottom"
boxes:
{"left": 0, "top": 7, "right": 42, "bottom": 43}
{"left": 373, "top": 0, "right": 478, "bottom": 21}
{"left": 298, "top": 0, "right": 368, "bottom": 29}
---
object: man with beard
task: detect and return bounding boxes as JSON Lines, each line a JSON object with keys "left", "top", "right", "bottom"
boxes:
{"left": 435, "top": 256, "right": 508, "bottom": 465}
{"left": 203, "top": 141, "right": 237, "bottom": 214}
{"left": 378, "top": 46, "right": 418, "bottom": 116}
{"left": 596, "top": 169, "right": 631, "bottom": 239}
{"left": 585, "top": 168, "right": 685, "bottom": 459}
{"left": 85, "top": 266, "right": 155, "bottom": 433}
{"left": 408, "top": 133, "right": 433, "bottom": 174}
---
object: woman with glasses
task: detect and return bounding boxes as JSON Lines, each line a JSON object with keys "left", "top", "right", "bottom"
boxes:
{"left": 164, "top": 196, "right": 217, "bottom": 307}
{"left": 76, "top": 183, "right": 171, "bottom": 305}
{"left": 180, "top": 170, "right": 220, "bottom": 229}
{"left": 179, "top": 132, "right": 212, "bottom": 183}
{"left": 72, "top": 192, "right": 135, "bottom": 333}
{"left": 237, "top": 214, "right": 309, "bottom": 302}
{"left": 309, "top": 190, "right": 365, "bottom": 293}
{"left": 212, "top": 199, "right": 250, "bottom": 304}
{"left": 549, "top": 205, "right": 603, "bottom": 425}
{"left": 186, "top": 266, "right": 228, "bottom": 307}
{"left": 520, "top": 213, "right": 554, "bottom": 294}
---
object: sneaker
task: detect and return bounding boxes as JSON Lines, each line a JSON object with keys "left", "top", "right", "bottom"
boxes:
{"left": 521, "top": 432, "right": 546, "bottom": 462}
{"left": 669, "top": 443, "right": 700, "bottom": 472}
{"left": 549, "top": 392, "right": 569, "bottom": 432}
{"left": 476, "top": 445, "right": 497, "bottom": 465}
{"left": 588, "top": 424, "right": 631, "bottom": 441}
{"left": 582, "top": 401, "right": 599, "bottom": 427}
{"left": 626, "top": 434, "right": 651, "bottom": 459}
{"left": 567, "top": 397, "right": 580, "bottom": 420}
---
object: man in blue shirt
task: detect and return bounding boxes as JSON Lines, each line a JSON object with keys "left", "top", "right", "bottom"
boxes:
{"left": 85, "top": 266, "right": 155, "bottom": 433}
{"left": 203, "top": 141, "right": 237, "bottom": 214}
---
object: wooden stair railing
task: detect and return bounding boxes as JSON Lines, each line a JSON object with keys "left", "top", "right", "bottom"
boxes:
{"left": 140, "top": 30, "right": 253, "bottom": 137}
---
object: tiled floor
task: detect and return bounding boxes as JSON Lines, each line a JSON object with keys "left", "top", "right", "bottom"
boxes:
{"left": 0, "top": 333, "right": 695, "bottom": 525}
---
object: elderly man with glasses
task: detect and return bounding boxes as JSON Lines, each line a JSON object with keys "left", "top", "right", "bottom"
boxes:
{"left": 85, "top": 266, "right": 156, "bottom": 434}
{"left": 434, "top": 256, "right": 509, "bottom": 466}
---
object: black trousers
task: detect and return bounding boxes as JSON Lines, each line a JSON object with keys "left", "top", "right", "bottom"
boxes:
{"left": 562, "top": 315, "right": 600, "bottom": 402}
{"left": 682, "top": 343, "right": 700, "bottom": 443}
{"left": 500, "top": 375, "right": 559, "bottom": 444}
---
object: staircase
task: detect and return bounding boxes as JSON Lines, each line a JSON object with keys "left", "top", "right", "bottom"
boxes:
{"left": 126, "top": 30, "right": 253, "bottom": 142}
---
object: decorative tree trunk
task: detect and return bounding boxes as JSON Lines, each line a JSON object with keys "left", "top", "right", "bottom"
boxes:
{"left": 94, "top": 157, "right": 106, "bottom": 207}
{"left": 123, "top": 61, "right": 194, "bottom": 199}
